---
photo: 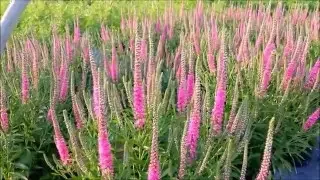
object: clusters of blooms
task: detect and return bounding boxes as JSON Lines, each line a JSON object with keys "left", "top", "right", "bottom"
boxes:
{"left": 186, "top": 75, "right": 201, "bottom": 160}
{"left": 133, "top": 33, "right": 146, "bottom": 129}
{"left": 1, "top": 1, "right": 320, "bottom": 180}
{"left": 304, "top": 59, "right": 320, "bottom": 89}
{"left": 177, "top": 36, "right": 188, "bottom": 113}
{"left": 21, "top": 46, "right": 29, "bottom": 104}
{"left": 303, "top": 108, "right": 320, "bottom": 131}
{"left": 211, "top": 31, "right": 227, "bottom": 135}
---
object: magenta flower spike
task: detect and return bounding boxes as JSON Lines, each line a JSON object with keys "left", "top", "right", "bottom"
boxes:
{"left": 177, "top": 80, "right": 187, "bottom": 112}
{"left": 51, "top": 109, "right": 70, "bottom": 165}
{"left": 305, "top": 59, "right": 320, "bottom": 89}
{"left": 186, "top": 75, "right": 201, "bottom": 160}
{"left": 94, "top": 68, "right": 114, "bottom": 178}
{"left": 211, "top": 31, "right": 227, "bottom": 135}
{"left": 54, "top": 133, "right": 70, "bottom": 166}
{"left": 59, "top": 58, "right": 69, "bottom": 102}
{"left": 177, "top": 39, "right": 187, "bottom": 112}
{"left": 133, "top": 33, "right": 146, "bottom": 129}
{"left": 211, "top": 86, "right": 226, "bottom": 135}
{"left": 259, "top": 43, "right": 275, "bottom": 97}
{"left": 303, "top": 108, "right": 320, "bottom": 131}
{"left": 281, "top": 37, "right": 303, "bottom": 90}
{"left": 148, "top": 162, "right": 160, "bottom": 180}
{"left": 98, "top": 130, "right": 114, "bottom": 178}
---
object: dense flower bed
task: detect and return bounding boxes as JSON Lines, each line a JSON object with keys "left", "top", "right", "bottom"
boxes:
{"left": 0, "top": 1, "right": 319, "bottom": 179}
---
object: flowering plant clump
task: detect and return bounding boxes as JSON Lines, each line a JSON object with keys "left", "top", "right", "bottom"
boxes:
{"left": 0, "top": 1, "right": 319, "bottom": 179}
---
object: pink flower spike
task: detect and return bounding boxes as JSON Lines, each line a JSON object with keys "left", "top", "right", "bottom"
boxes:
{"left": 59, "top": 59, "right": 69, "bottom": 102}
{"left": 148, "top": 163, "right": 160, "bottom": 180}
{"left": 211, "top": 86, "right": 226, "bottom": 135}
{"left": 211, "top": 31, "right": 227, "bottom": 135}
{"left": 133, "top": 35, "right": 146, "bottom": 129}
{"left": 54, "top": 134, "right": 70, "bottom": 165}
{"left": 303, "top": 108, "right": 320, "bottom": 131}
{"left": 51, "top": 108, "right": 70, "bottom": 166}
{"left": 186, "top": 76, "right": 201, "bottom": 160}
{"left": 177, "top": 81, "right": 187, "bottom": 112}
{"left": 262, "top": 43, "right": 276, "bottom": 70}
{"left": 98, "top": 131, "right": 114, "bottom": 177}
{"left": 305, "top": 59, "right": 320, "bottom": 89}
{"left": 259, "top": 43, "right": 275, "bottom": 97}
{"left": 281, "top": 60, "right": 297, "bottom": 90}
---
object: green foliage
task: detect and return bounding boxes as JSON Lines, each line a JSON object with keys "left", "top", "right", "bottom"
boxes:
{"left": 0, "top": 0, "right": 198, "bottom": 39}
